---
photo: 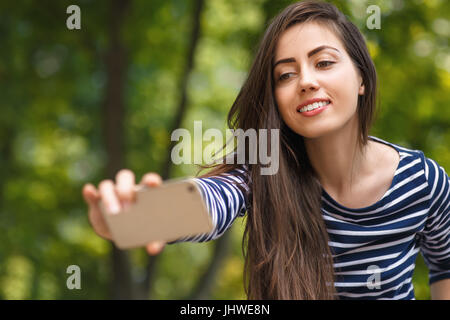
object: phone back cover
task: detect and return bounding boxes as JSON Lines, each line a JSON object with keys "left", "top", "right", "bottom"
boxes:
{"left": 100, "top": 180, "right": 213, "bottom": 249}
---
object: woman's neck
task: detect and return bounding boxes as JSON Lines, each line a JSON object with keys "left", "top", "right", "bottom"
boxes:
{"left": 304, "top": 117, "right": 373, "bottom": 196}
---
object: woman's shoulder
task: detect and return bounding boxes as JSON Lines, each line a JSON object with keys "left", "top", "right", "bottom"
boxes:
{"left": 369, "top": 135, "right": 425, "bottom": 160}
{"left": 369, "top": 135, "right": 449, "bottom": 194}
{"left": 369, "top": 135, "right": 443, "bottom": 171}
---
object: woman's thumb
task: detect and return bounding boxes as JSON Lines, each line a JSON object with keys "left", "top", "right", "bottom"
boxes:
{"left": 146, "top": 241, "right": 165, "bottom": 255}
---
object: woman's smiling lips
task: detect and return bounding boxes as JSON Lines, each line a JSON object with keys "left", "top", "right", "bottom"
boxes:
{"left": 296, "top": 98, "right": 331, "bottom": 117}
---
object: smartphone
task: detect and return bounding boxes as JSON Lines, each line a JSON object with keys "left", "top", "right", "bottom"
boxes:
{"left": 99, "top": 178, "right": 213, "bottom": 249}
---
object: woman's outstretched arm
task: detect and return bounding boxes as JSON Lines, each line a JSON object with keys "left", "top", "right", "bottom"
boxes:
{"left": 168, "top": 167, "right": 249, "bottom": 243}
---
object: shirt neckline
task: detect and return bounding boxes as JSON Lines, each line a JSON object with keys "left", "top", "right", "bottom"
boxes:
{"left": 321, "top": 136, "right": 403, "bottom": 212}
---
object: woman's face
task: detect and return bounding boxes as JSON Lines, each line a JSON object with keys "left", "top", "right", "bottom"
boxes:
{"left": 273, "top": 22, "right": 365, "bottom": 139}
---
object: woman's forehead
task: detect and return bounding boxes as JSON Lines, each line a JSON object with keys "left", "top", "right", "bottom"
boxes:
{"left": 275, "top": 22, "right": 343, "bottom": 58}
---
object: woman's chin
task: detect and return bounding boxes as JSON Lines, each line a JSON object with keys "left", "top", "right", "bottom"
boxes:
{"left": 295, "top": 128, "right": 335, "bottom": 140}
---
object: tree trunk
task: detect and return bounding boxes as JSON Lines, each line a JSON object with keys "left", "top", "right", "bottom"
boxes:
{"left": 137, "top": 0, "right": 210, "bottom": 300}
{"left": 186, "top": 230, "right": 232, "bottom": 299}
{"left": 159, "top": 0, "right": 205, "bottom": 182}
{"left": 101, "top": 0, "right": 133, "bottom": 300}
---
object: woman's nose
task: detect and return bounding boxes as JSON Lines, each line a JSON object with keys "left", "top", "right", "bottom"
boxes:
{"left": 298, "top": 68, "right": 319, "bottom": 92}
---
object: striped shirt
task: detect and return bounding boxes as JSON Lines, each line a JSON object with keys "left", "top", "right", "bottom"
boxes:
{"left": 172, "top": 136, "right": 450, "bottom": 300}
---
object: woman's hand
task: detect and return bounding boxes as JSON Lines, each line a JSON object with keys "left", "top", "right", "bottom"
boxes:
{"left": 82, "top": 169, "right": 166, "bottom": 255}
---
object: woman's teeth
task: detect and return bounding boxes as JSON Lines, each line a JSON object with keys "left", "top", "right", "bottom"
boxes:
{"left": 298, "top": 100, "right": 330, "bottom": 113}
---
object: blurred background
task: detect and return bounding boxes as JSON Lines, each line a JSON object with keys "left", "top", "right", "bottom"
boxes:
{"left": 0, "top": 0, "right": 448, "bottom": 299}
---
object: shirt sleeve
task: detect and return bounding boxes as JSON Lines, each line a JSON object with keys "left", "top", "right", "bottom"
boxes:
{"left": 167, "top": 166, "right": 250, "bottom": 244}
{"left": 420, "top": 156, "right": 450, "bottom": 285}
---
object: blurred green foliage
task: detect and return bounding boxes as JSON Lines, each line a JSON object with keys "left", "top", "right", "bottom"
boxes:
{"left": 0, "top": 0, "right": 448, "bottom": 300}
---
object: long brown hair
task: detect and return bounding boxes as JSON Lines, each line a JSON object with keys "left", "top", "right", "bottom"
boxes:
{"left": 197, "top": 0, "right": 378, "bottom": 300}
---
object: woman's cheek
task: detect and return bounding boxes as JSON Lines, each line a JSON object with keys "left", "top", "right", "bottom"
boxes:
{"left": 275, "top": 89, "right": 292, "bottom": 115}
{"left": 323, "top": 75, "right": 358, "bottom": 113}
{"left": 275, "top": 95, "right": 296, "bottom": 128}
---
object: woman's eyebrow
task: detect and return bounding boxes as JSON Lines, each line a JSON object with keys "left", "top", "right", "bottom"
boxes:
{"left": 273, "top": 45, "right": 340, "bottom": 70}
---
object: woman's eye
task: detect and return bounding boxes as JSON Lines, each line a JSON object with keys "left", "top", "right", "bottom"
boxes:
{"left": 278, "top": 62, "right": 334, "bottom": 81}
{"left": 279, "top": 73, "right": 294, "bottom": 81}
{"left": 316, "top": 61, "right": 334, "bottom": 68}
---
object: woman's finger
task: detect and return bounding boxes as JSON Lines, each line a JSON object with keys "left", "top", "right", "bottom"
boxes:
{"left": 115, "top": 169, "right": 135, "bottom": 210}
{"left": 98, "top": 180, "right": 121, "bottom": 214}
{"left": 140, "top": 172, "right": 163, "bottom": 188}
{"left": 82, "top": 183, "right": 100, "bottom": 206}
{"left": 83, "top": 183, "right": 112, "bottom": 240}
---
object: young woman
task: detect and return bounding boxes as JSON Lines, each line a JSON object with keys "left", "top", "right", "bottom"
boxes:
{"left": 82, "top": 1, "right": 450, "bottom": 300}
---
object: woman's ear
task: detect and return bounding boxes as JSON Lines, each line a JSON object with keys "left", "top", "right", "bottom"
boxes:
{"left": 358, "top": 82, "right": 365, "bottom": 95}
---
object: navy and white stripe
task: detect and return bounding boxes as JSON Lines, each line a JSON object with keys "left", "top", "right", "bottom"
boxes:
{"left": 170, "top": 136, "right": 450, "bottom": 300}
